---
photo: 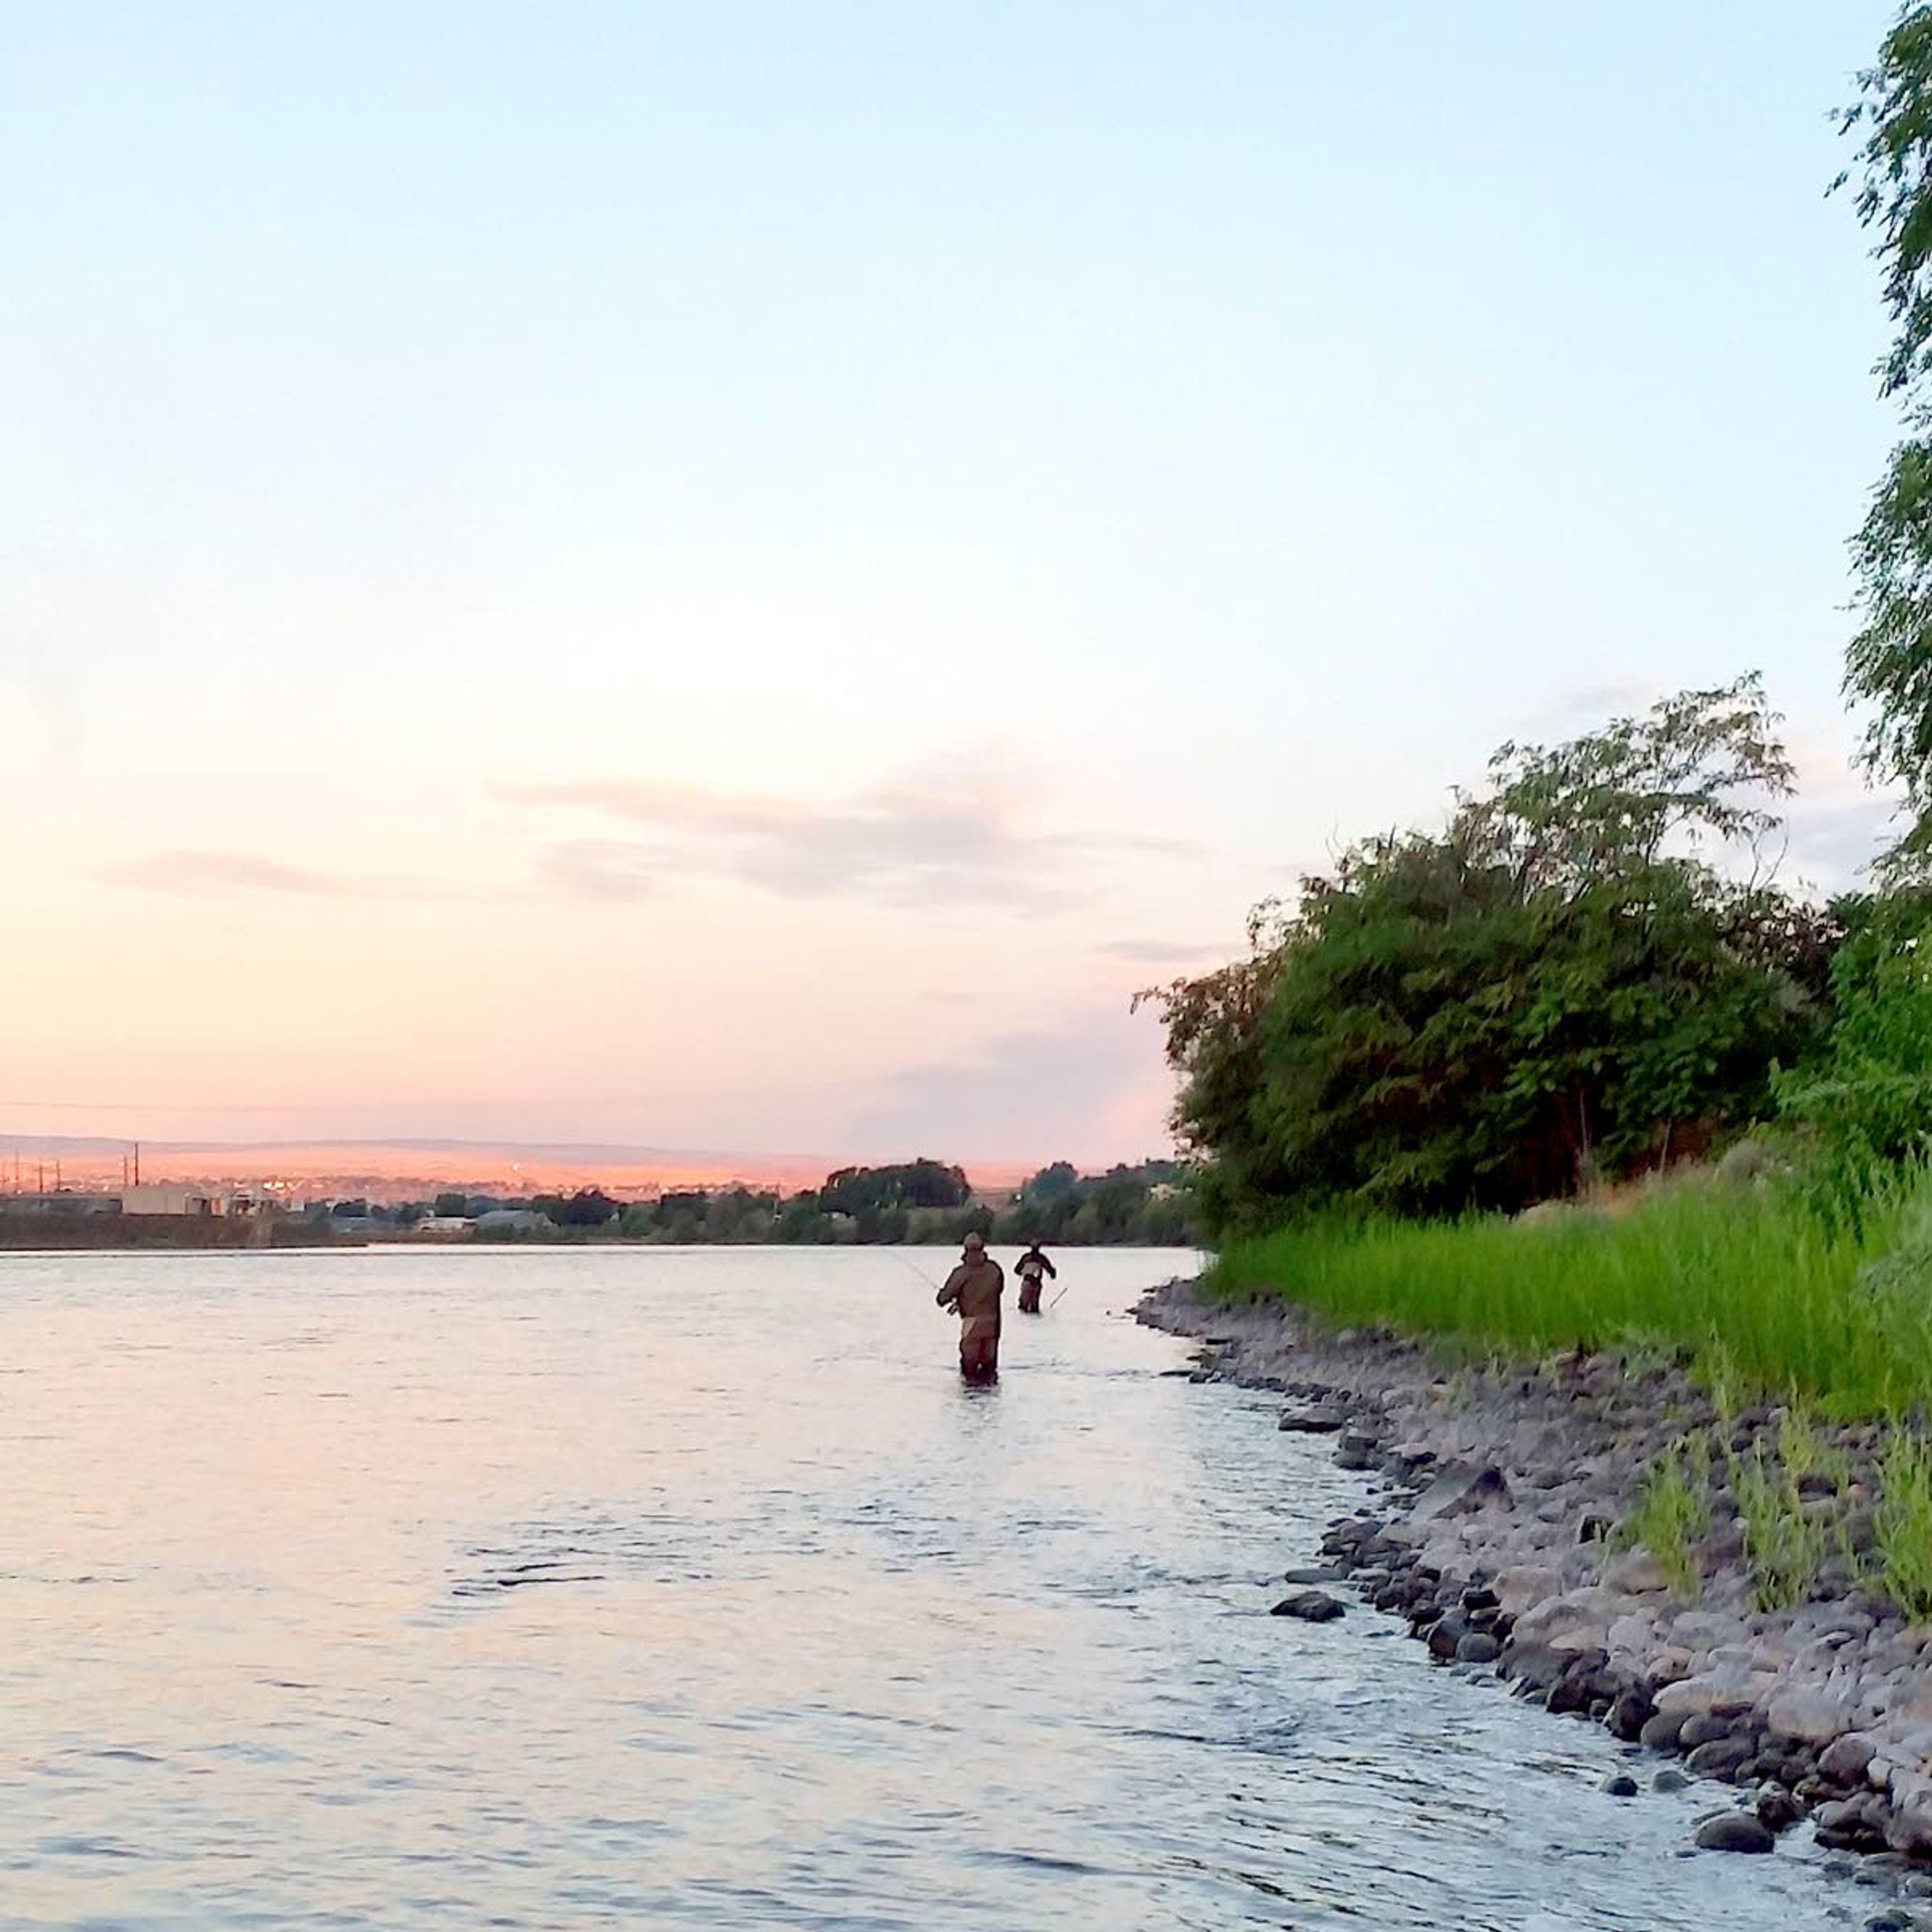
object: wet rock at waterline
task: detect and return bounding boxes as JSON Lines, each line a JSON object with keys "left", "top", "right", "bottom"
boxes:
{"left": 1272, "top": 1590, "right": 1346, "bottom": 1622}
{"left": 1278, "top": 1405, "right": 1347, "bottom": 1434}
{"left": 1695, "top": 1813, "right": 1778, "bottom": 1855}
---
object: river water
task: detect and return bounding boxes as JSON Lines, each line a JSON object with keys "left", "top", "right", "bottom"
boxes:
{"left": 0, "top": 1246, "right": 1867, "bottom": 1929}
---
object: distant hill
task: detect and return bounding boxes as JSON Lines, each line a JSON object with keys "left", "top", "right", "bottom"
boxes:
{"left": 0, "top": 1136, "right": 1035, "bottom": 1201}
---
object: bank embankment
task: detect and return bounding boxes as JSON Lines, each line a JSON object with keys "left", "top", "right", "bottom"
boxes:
{"left": 0, "top": 1218, "right": 360, "bottom": 1250}
{"left": 1140, "top": 1274, "right": 1932, "bottom": 1878}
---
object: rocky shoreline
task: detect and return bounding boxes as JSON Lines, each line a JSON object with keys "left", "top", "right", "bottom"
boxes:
{"left": 1139, "top": 1277, "right": 1932, "bottom": 1907}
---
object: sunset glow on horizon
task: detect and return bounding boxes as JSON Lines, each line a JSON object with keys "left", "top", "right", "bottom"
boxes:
{"left": 1, "top": 3, "right": 1908, "bottom": 1171}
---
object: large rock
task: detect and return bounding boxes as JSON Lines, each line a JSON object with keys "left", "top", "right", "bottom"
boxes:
{"left": 1607, "top": 1687, "right": 1655, "bottom": 1740}
{"left": 1493, "top": 1566, "right": 1562, "bottom": 1616}
{"left": 1886, "top": 1770, "right": 1932, "bottom": 1857}
{"left": 1279, "top": 1406, "right": 1347, "bottom": 1433}
{"left": 1764, "top": 1686, "right": 1857, "bottom": 1747}
{"left": 1685, "top": 1735, "right": 1757, "bottom": 1782}
{"left": 1411, "top": 1464, "right": 1512, "bottom": 1523}
{"left": 1654, "top": 1671, "right": 1778, "bottom": 1722}
{"left": 1511, "top": 1588, "right": 1616, "bottom": 1656}
{"left": 1681, "top": 1713, "right": 1738, "bottom": 1750}
{"left": 1272, "top": 1590, "right": 1345, "bottom": 1623}
{"left": 1821, "top": 1731, "right": 1880, "bottom": 1787}
{"left": 1641, "top": 1710, "right": 1686, "bottom": 1752}
{"left": 1694, "top": 1812, "right": 1776, "bottom": 1854}
{"left": 1497, "top": 1641, "right": 1567, "bottom": 1697}
{"left": 1606, "top": 1611, "right": 1661, "bottom": 1662}
{"left": 1603, "top": 1549, "right": 1670, "bottom": 1595}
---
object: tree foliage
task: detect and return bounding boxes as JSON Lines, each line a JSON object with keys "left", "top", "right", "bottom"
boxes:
{"left": 1777, "top": 887, "right": 1932, "bottom": 1163}
{"left": 1141, "top": 683, "right": 1831, "bottom": 1231}
{"left": 1838, "top": 7, "right": 1932, "bottom": 847}
{"left": 819, "top": 1160, "right": 970, "bottom": 1215}
{"left": 530, "top": 1187, "right": 620, "bottom": 1228}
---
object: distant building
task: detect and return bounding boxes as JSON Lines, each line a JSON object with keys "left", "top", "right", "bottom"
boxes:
{"left": 474, "top": 1209, "right": 551, "bottom": 1236}
{"left": 0, "top": 1191, "right": 121, "bottom": 1218}
{"left": 413, "top": 1215, "right": 475, "bottom": 1237}
{"left": 122, "top": 1183, "right": 223, "bottom": 1217}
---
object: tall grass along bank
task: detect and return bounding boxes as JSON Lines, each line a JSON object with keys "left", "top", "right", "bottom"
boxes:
{"left": 1209, "top": 1171, "right": 1932, "bottom": 1420}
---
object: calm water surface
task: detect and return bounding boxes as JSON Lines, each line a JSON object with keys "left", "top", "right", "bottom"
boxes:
{"left": 0, "top": 1247, "right": 1866, "bottom": 1929}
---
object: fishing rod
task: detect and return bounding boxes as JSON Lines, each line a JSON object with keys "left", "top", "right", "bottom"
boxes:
{"left": 890, "top": 1250, "right": 945, "bottom": 1293}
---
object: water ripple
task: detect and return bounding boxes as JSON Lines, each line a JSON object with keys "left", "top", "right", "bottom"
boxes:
{"left": 0, "top": 1247, "right": 1862, "bottom": 1929}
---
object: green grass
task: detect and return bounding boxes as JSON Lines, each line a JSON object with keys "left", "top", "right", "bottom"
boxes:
{"left": 1209, "top": 1168, "right": 1932, "bottom": 1418}
{"left": 1618, "top": 1444, "right": 1710, "bottom": 1603}
{"left": 1877, "top": 1434, "right": 1932, "bottom": 1622}
{"left": 1728, "top": 1441, "right": 1826, "bottom": 1611}
{"left": 1209, "top": 1169, "right": 1932, "bottom": 1615}
{"left": 1778, "top": 1406, "right": 1853, "bottom": 1490}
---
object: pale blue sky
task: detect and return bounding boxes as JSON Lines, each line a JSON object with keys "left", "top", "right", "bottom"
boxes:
{"left": 0, "top": 3, "right": 1906, "bottom": 1165}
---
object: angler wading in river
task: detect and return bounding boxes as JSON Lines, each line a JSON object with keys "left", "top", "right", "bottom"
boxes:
{"left": 936, "top": 1232, "right": 1004, "bottom": 1383}
{"left": 1015, "top": 1240, "right": 1056, "bottom": 1314}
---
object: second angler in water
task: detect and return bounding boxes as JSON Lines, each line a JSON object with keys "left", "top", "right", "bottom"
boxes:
{"left": 1015, "top": 1241, "right": 1057, "bottom": 1314}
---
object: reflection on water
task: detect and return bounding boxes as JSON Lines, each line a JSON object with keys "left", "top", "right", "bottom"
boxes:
{"left": 0, "top": 1247, "right": 1858, "bottom": 1928}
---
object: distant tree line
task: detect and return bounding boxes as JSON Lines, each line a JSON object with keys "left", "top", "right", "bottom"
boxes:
{"left": 351, "top": 1155, "right": 1193, "bottom": 1246}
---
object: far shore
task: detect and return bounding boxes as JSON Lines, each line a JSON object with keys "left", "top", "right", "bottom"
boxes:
{"left": 0, "top": 1222, "right": 1192, "bottom": 1253}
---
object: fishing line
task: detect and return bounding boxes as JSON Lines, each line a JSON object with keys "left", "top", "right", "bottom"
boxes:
{"left": 890, "top": 1251, "right": 944, "bottom": 1293}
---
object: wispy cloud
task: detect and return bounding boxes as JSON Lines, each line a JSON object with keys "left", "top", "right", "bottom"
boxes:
{"left": 848, "top": 1008, "right": 1176, "bottom": 1166}
{"left": 533, "top": 840, "right": 660, "bottom": 905}
{"left": 1096, "top": 937, "right": 1229, "bottom": 967}
{"left": 99, "top": 851, "right": 364, "bottom": 898}
{"left": 508, "top": 779, "right": 1195, "bottom": 911}
{"left": 97, "top": 849, "right": 514, "bottom": 905}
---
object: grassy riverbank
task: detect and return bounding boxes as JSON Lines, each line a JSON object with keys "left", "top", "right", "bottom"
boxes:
{"left": 1207, "top": 1169, "right": 1932, "bottom": 1420}
{"left": 1204, "top": 1174, "right": 1932, "bottom": 1620}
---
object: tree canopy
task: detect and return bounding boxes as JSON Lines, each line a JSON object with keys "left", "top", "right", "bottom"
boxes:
{"left": 1839, "top": 6, "right": 1932, "bottom": 852}
{"left": 1140, "top": 683, "right": 1831, "bottom": 1231}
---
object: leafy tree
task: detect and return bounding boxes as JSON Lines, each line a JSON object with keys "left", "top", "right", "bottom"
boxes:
{"left": 1838, "top": 8, "right": 1932, "bottom": 853}
{"left": 707, "top": 1186, "right": 775, "bottom": 1242}
{"left": 820, "top": 1160, "right": 969, "bottom": 1215}
{"left": 1018, "top": 1162, "right": 1079, "bottom": 1204}
{"left": 530, "top": 1187, "right": 619, "bottom": 1229}
{"left": 434, "top": 1191, "right": 469, "bottom": 1217}
{"left": 1777, "top": 887, "right": 1932, "bottom": 1161}
{"left": 1141, "top": 684, "right": 1827, "bottom": 1229}
{"left": 774, "top": 1191, "right": 832, "bottom": 1243}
